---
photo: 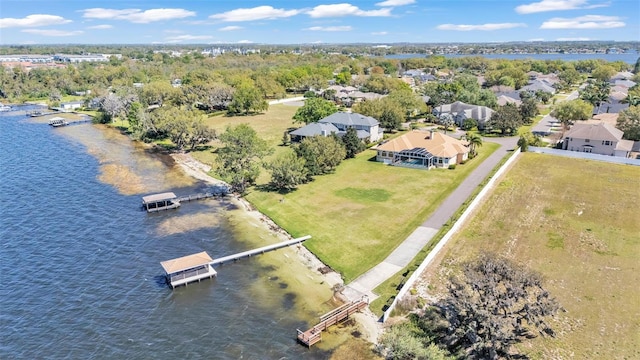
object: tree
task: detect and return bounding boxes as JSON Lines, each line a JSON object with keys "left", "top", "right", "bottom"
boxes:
{"left": 519, "top": 96, "right": 539, "bottom": 124}
{"left": 580, "top": 80, "right": 610, "bottom": 114}
{"left": 266, "top": 152, "right": 307, "bottom": 192}
{"left": 551, "top": 99, "right": 593, "bottom": 129}
{"left": 353, "top": 97, "right": 405, "bottom": 131}
{"left": 294, "top": 135, "right": 346, "bottom": 177}
{"left": 557, "top": 66, "right": 581, "bottom": 90}
{"left": 488, "top": 103, "right": 522, "bottom": 135}
{"left": 341, "top": 127, "right": 365, "bottom": 158}
{"left": 377, "top": 322, "right": 452, "bottom": 360}
{"left": 429, "top": 254, "right": 560, "bottom": 359}
{"left": 292, "top": 97, "right": 338, "bottom": 124}
{"left": 616, "top": 105, "right": 640, "bottom": 141}
{"left": 217, "top": 124, "right": 271, "bottom": 193}
{"left": 517, "top": 135, "right": 529, "bottom": 152}
{"left": 465, "top": 132, "right": 483, "bottom": 157}
{"left": 227, "top": 84, "right": 268, "bottom": 115}
{"left": 591, "top": 65, "right": 616, "bottom": 82}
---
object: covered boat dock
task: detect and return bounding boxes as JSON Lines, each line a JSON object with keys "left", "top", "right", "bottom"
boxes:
{"left": 160, "top": 251, "right": 217, "bottom": 289}
{"left": 142, "top": 192, "right": 180, "bottom": 212}
{"left": 48, "top": 117, "right": 68, "bottom": 127}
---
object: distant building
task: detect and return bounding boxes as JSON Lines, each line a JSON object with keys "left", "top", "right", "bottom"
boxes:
{"left": 54, "top": 54, "right": 108, "bottom": 63}
{"left": 289, "top": 112, "right": 383, "bottom": 143}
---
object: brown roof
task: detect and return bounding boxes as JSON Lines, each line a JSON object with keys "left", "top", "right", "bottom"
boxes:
{"left": 565, "top": 122, "right": 623, "bottom": 142}
{"left": 142, "top": 192, "right": 177, "bottom": 204}
{"left": 377, "top": 130, "right": 468, "bottom": 158}
{"left": 160, "top": 251, "right": 213, "bottom": 274}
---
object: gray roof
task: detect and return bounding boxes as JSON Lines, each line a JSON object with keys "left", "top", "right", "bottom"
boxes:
{"left": 565, "top": 122, "right": 623, "bottom": 142}
{"left": 319, "top": 112, "right": 379, "bottom": 127}
{"left": 520, "top": 80, "right": 556, "bottom": 94}
{"left": 290, "top": 122, "right": 339, "bottom": 137}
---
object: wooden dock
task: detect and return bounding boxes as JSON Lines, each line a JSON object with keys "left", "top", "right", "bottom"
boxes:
{"left": 142, "top": 187, "right": 230, "bottom": 212}
{"left": 297, "top": 296, "right": 369, "bottom": 347}
{"left": 211, "top": 236, "right": 311, "bottom": 265}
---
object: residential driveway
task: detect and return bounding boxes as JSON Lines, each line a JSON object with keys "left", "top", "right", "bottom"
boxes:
{"left": 344, "top": 136, "right": 518, "bottom": 301}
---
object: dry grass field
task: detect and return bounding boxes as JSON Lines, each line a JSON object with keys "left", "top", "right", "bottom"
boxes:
{"left": 418, "top": 153, "right": 640, "bottom": 359}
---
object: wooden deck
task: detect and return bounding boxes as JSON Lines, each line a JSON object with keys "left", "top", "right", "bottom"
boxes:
{"left": 297, "top": 296, "right": 369, "bottom": 347}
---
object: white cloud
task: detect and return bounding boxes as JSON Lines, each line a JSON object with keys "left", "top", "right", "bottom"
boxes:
{"left": 237, "top": 40, "right": 253, "bottom": 43}
{"left": 165, "top": 34, "right": 213, "bottom": 43}
{"left": 375, "top": 0, "right": 415, "bottom": 6}
{"left": 304, "top": 26, "right": 353, "bottom": 31}
{"left": 437, "top": 23, "right": 527, "bottom": 31}
{"left": 0, "top": 14, "right": 71, "bottom": 28}
{"left": 372, "top": 31, "right": 389, "bottom": 35}
{"left": 82, "top": 8, "right": 195, "bottom": 23}
{"left": 209, "top": 6, "right": 300, "bottom": 22}
{"left": 307, "top": 4, "right": 392, "bottom": 18}
{"left": 527, "top": 38, "right": 546, "bottom": 41}
{"left": 21, "top": 29, "right": 83, "bottom": 36}
{"left": 556, "top": 37, "right": 592, "bottom": 40}
{"left": 219, "top": 26, "right": 243, "bottom": 31}
{"left": 515, "top": 0, "right": 608, "bottom": 14}
{"left": 87, "top": 24, "right": 112, "bottom": 29}
{"left": 540, "top": 15, "right": 625, "bottom": 29}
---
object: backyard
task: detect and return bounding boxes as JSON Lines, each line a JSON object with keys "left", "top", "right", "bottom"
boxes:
{"left": 416, "top": 153, "right": 640, "bottom": 359}
{"left": 191, "top": 104, "right": 500, "bottom": 283}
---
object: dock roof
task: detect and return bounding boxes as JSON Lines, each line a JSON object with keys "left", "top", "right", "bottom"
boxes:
{"left": 160, "top": 251, "right": 214, "bottom": 274}
{"left": 142, "top": 192, "right": 177, "bottom": 204}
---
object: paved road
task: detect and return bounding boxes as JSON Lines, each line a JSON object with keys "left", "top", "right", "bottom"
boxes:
{"left": 344, "top": 136, "right": 518, "bottom": 301}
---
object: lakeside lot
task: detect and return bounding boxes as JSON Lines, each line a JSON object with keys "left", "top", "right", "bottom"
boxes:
{"left": 418, "top": 153, "right": 640, "bottom": 359}
{"left": 192, "top": 104, "right": 500, "bottom": 283}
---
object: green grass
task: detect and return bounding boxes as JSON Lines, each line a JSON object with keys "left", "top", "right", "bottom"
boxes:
{"left": 369, "top": 148, "right": 514, "bottom": 316}
{"left": 421, "top": 153, "right": 640, "bottom": 359}
{"left": 245, "top": 142, "right": 499, "bottom": 283}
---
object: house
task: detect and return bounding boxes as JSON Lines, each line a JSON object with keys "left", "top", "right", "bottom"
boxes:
{"left": 520, "top": 79, "right": 556, "bottom": 94}
{"left": 376, "top": 130, "right": 469, "bottom": 169}
{"left": 289, "top": 122, "right": 340, "bottom": 142}
{"left": 290, "top": 112, "right": 383, "bottom": 143}
{"left": 496, "top": 95, "right": 522, "bottom": 106}
{"left": 60, "top": 101, "right": 84, "bottom": 110}
{"left": 562, "top": 122, "right": 633, "bottom": 157}
{"left": 433, "top": 101, "right": 494, "bottom": 129}
{"left": 319, "top": 112, "right": 383, "bottom": 142}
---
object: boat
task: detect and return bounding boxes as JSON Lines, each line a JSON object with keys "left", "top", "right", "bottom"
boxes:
{"left": 0, "top": 103, "right": 11, "bottom": 112}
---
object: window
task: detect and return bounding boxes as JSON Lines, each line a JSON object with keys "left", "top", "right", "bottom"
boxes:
{"left": 602, "top": 140, "right": 611, "bottom": 146}
{"left": 585, "top": 139, "right": 590, "bottom": 143}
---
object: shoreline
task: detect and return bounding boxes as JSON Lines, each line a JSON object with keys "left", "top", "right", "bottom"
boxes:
{"left": 170, "top": 151, "right": 384, "bottom": 344}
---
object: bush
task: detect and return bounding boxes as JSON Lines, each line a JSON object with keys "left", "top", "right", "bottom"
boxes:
{"left": 448, "top": 164, "right": 456, "bottom": 170}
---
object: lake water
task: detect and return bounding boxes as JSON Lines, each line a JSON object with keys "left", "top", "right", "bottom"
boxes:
{"left": 0, "top": 109, "right": 335, "bottom": 359}
{"left": 386, "top": 52, "right": 639, "bottom": 64}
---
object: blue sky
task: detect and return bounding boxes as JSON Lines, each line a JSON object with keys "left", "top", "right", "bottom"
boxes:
{"left": 0, "top": 0, "right": 638, "bottom": 45}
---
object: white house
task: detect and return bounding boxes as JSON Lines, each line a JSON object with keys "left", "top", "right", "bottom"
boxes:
{"left": 563, "top": 122, "right": 633, "bottom": 157}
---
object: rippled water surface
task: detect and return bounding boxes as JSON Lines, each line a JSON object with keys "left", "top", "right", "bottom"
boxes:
{"left": 0, "top": 110, "right": 331, "bottom": 359}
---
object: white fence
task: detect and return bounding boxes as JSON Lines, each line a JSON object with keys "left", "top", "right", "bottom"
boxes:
{"left": 529, "top": 147, "right": 640, "bottom": 166}
{"left": 382, "top": 148, "right": 522, "bottom": 322}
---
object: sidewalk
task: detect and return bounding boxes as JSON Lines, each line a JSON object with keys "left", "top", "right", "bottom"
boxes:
{"left": 344, "top": 136, "right": 518, "bottom": 301}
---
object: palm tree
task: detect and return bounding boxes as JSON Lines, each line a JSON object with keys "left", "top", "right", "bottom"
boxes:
{"left": 621, "top": 94, "right": 640, "bottom": 106}
{"left": 465, "top": 132, "right": 483, "bottom": 157}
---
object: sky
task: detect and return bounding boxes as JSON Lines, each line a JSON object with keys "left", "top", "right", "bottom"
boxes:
{"left": 0, "top": 0, "right": 638, "bottom": 45}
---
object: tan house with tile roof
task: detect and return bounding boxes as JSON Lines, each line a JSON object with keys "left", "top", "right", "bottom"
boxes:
{"left": 376, "top": 130, "right": 469, "bottom": 169}
{"left": 563, "top": 122, "right": 633, "bottom": 157}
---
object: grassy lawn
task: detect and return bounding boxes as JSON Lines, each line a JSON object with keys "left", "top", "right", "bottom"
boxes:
{"left": 420, "top": 153, "right": 640, "bottom": 359}
{"left": 189, "top": 105, "right": 501, "bottom": 283}
{"left": 244, "top": 142, "right": 499, "bottom": 283}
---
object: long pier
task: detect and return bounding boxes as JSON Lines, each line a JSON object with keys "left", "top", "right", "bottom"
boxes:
{"left": 211, "top": 235, "right": 311, "bottom": 265}
{"left": 297, "top": 296, "right": 369, "bottom": 347}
